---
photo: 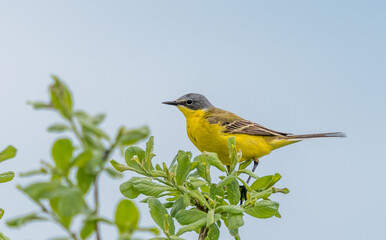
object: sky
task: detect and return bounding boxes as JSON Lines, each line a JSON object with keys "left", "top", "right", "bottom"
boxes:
{"left": 1, "top": 1, "right": 386, "bottom": 239}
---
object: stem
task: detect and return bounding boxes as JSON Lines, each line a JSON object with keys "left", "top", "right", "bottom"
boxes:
{"left": 38, "top": 202, "right": 78, "bottom": 240}
{"left": 198, "top": 226, "right": 209, "bottom": 240}
{"left": 94, "top": 175, "right": 101, "bottom": 240}
{"left": 69, "top": 117, "right": 85, "bottom": 147}
{"left": 70, "top": 117, "right": 100, "bottom": 239}
{"left": 93, "top": 143, "right": 117, "bottom": 240}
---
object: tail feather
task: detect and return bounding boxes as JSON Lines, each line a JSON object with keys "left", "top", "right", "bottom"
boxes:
{"left": 286, "top": 132, "right": 346, "bottom": 139}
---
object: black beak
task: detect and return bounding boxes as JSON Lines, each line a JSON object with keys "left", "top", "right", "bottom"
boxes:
{"left": 162, "top": 100, "right": 179, "bottom": 106}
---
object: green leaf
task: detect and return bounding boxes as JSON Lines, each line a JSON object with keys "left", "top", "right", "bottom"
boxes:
{"left": 120, "top": 177, "right": 141, "bottom": 199}
{"left": 203, "top": 152, "right": 226, "bottom": 172}
{"left": 92, "top": 113, "right": 106, "bottom": 125}
{"left": 79, "top": 119, "right": 110, "bottom": 140}
{"left": 27, "top": 101, "right": 53, "bottom": 110}
{"left": 176, "top": 151, "right": 191, "bottom": 185}
{"left": 115, "top": 199, "right": 139, "bottom": 234}
{"left": 176, "top": 217, "right": 207, "bottom": 236}
{"left": 218, "top": 172, "right": 236, "bottom": 187}
{"left": 238, "top": 159, "right": 251, "bottom": 171}
{"left": 175, "top": 209, "right": 207, "bottom": 225}
{"left": 190, "top": 161, "right": 200, "bottom": 171}
{"left": 148, "top": 197, "right": 175, "bottom": 235}
{"left": 133, "top": 179, "right": 174, "bottom": 197}
{"left": 84, "top": 132, "right": 104, "bottom": 150}
{"left": 227, "top": 214, "right": 244, "bottom": 229}
{"left": 185, "top": 188, "right": 210, "bottom": 209}
{"left": 6, "top": 213, "right": 47, "bottom": 228}
{"left": 47, "top": 123, "right": 71, "bottom": 133}
{"left": 72, "top": 150, "right": 93, "bottom": 167}
{"left": 81, "top": 152, "right": 104, "bottom": 175}
{"left": 57, "top": 187, "right": 84, "bottom": 217}
{"left": 76, "top": 168, "right": 94, "bottom": 194}
{"left": 80, "top": 221, "right": 95, "bottom": 240}
{"left": 0, "top": 171, "right": 15, "bottom": 183}
{"left": 206, "top": 209, "right": 215, "bottom": 227}
{"left": 49, "top": 197, "right": 72, "bottom": 228}
{"left": 169, "top": 152, "right": 179, "bottom": 169}
{"left": 250, "top": 175, "right": 273, "bottom": 191}
{"left": 104, "top": 167, "right": 123, "bottom": 179}
{"left": 249, "top": 173, "right": 281, "bottom": 191}
{"left": 118, "top": 126, "right": 150, "bottom": 146}
{"left": 209, "top": 184, "right": 224, "bottom": 199}
{"left": 0, "top": 231, "right": 10, "bottom": 240}
{"left": 170, "top": 197, "right": 186, "bottom": 217}
{"left": 52, "top": 138, "right": 73, "bottom": 172}
{"left": 19, "top": 168, "right": 47, "bottom": 177}
{"left": 49, "top": 76, "right": 73, "bottom": 120}
{"left": 200, "top": 184, "right": 210, "bottom": 194}
{"left": 237, "top": 169, "right": 258, "bottom": 180}
{"left": 196, "top": 162, "right": 207, "bottom": 180}
{"left": 206, "top": 224, "right": 220, "bottom": 240}
{"left": 229, "top": 228, "right": 239, "bottom": 238}
{"left": 0, "top": 209, "right": 4, "bottom": 220}
{"left": 136, "top": 227, "right": 160, "bottom": 236}
{"left": 0, "top": 146, "right": 16, "bottom": 163}
{"left": 145, "top": 136, "right": 155, "bottom": 171}
{"left": 169, "top": 236, "right": 185, "bottom": 240}
{"left": 273, "top": 187, "right": 290, "bottom": 194}
{"left": 269, "top": 173, "right": 282, "bottom": 188}
{"left": 21, "top": 181, "right": 66, "bottom": 200}
{"left": 125, "top": 146, "right": 145, "bottom": 163}
{"left": 215, "top": 205, "right": 244, "bottom": 214}
{"left": 183, "top": 193, "right": 190, "bottom": 206}
{"left": 189, "top": 177, "right": 207, "bottom": 188}
{"left": 164, "top": 202, "right": 174, "bottom": 208}
{"left": 244, "top": 200, "right": 279, "bottom": 219}
{"left": 226, "top": 179, "right": 240, "bottom": 205}
{"left": 227, "top": 137, "right": 238, "bottom": 172}
{"left": 110, "top": 160, "right": 132, "bottom": 172}
{"left": 249, "top": 188, "right": 272, "bottom": 200}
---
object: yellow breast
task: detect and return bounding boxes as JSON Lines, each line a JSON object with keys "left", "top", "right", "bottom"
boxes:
{"left": 177, "top": 106, "right": 276, "bottom": 165}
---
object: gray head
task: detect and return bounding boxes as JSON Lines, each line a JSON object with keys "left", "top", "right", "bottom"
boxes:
{"left": 162, "top": 93, "right": 214, "bottom": 110}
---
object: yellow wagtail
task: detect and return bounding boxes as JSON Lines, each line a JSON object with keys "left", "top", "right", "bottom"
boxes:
{"left": 163, "top": 93, "right": 345, "bottom": 183}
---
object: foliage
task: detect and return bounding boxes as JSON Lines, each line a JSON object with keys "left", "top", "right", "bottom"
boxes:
{"left": 0, "top": 145, "right": 17, "bottom": 239}
{"left": 6, "top": 76, "right": 156, "bottom": 240}
{"left": 112, "top": 136, "right": 289, "bottom": 240}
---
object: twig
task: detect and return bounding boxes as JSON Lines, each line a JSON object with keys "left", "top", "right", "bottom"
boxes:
{"left": 94, "top": 175, "right": 101, "bottom": 240}
{"left": 94, "top": 144, "right": 117, "bottom": 240}
{"left": 38, "top": 202, "right": 78, "bottom": 240}
{"left": 198, "top": 226, "right": 209, "bottom": 240}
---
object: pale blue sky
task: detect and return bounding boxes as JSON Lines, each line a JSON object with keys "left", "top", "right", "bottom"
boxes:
{"left": 1, "top": 1, "right": 385, "bottom": 239}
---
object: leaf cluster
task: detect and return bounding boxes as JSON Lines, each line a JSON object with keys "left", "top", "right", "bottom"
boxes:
{"left": 112, "top": 137, "right": 289, "bottom": 240}
{"left": 0, "top": 145, "right": 17, "bottom": 239}
{"left": 7, "top": 76, "right": 155, "bottom": 240}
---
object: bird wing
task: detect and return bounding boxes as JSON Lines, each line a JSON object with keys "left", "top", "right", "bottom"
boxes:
{"left": 205, "top": 108, "right": 289, "bottom": 137}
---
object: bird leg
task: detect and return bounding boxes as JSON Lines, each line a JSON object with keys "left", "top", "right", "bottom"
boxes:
{"left": 246, "top": 159, "right": 259, "bottom": 184}
{"left": 240, "top": 159, "right": 259, "bottom": 205}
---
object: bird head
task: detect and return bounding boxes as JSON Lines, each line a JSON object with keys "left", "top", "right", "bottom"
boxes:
{"left": 162, "top": 93, "right": 214, "bottom": 111}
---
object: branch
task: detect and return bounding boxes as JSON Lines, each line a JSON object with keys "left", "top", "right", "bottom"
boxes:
{"left": 38, "top": 202, "right": 78, "bottom": 240}
{"left": 198, "top": 226, "right": 209, "bottom": 240}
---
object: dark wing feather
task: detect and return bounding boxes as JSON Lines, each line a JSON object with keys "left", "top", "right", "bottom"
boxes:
{"left": 223, "top": 119, "right": 289, "bottom": 136}
{"left": 205, "top": 108, "right": 289, "bottom": 137}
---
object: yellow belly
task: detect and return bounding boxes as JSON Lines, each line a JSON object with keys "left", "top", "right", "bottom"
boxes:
{"left": 179, "top": 107, "right": 280, "bottom": 165}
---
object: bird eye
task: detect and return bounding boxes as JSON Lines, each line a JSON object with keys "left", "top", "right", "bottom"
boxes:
{"left": 186, "top": 99, "right": 193, "bottom": 105}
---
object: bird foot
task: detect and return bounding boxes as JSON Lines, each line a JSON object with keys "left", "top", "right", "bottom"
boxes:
{"left": 239, "top": 185, "right": 248, "bottom": 205}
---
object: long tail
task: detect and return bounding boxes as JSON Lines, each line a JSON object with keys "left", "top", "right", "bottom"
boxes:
{"left": 286, "top": 132, "right": 346, "bottom": 139}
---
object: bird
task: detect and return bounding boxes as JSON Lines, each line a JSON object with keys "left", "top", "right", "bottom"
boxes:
{"left": 162, "top": 93, "right": 345, "bottom": 184}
